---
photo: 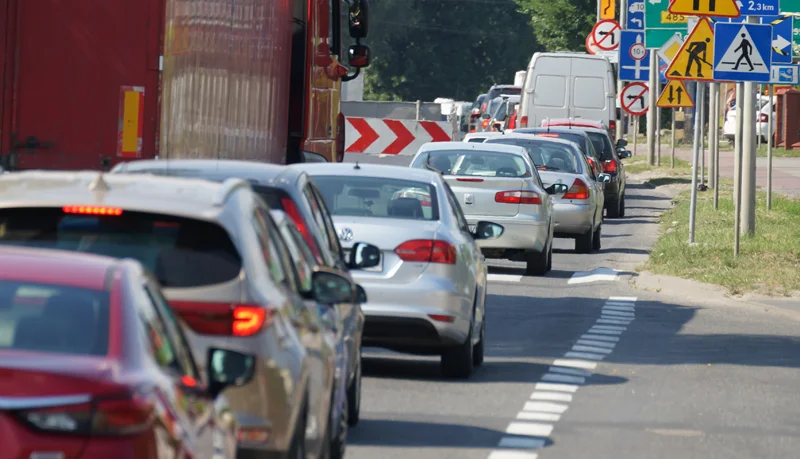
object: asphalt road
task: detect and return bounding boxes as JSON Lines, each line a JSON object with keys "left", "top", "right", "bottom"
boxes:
{"left": 343, "top": 153, "right": 800, "bottom": 459}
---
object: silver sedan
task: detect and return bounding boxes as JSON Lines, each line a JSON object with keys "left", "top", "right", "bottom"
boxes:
{"left": 292, "top": 162, "right": 505, "bottom": 379}
{"left": 483, "top": 134, "right": 610, "bottom": 253}
{"left": 409, "top": 142, "right": 564, "bottom": 276}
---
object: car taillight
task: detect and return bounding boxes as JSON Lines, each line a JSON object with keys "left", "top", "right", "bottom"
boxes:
{"left": 495, "top": 190, "right": 541, "bottom": 205}
{"left": 281, "top": 196, "right": 322, "bottom": 261}
{"left": 563, "top": 178, "right": 590, "bottom": 200}
{"left": 481, "top": 119, "right": 489, "bottom": 129}
{"left": 609, "top": 120, "right": 616, "bottom": 130}
{"left": 587, "top": 157, "right": 598, "bottom": 171}
{"left": 758, "top": 113, "right": 768, "bottom": 122}
{"left": 603, "top": 158, "right": 617, "bottom": 173}
{"left": 520, "top": 116, "right": 528, "bottom": 127}
{"left": 395, "top": 240, "right": 456, "bottom": 264}
{"left": 63, "top": 206, "right": 123, "bottom": 216}
{"left": 508, "top": 114, "right": 517, "bottom": 129}
{"left": 168, "top": 301, "right": 272, "bottom": 337}
{"left": 18, "top": 394, "right": 154, "bottom": 436}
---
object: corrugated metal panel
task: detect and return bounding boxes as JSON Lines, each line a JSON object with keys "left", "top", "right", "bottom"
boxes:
{"left": 160, "top": 0, "right": 291, "bottom": 163}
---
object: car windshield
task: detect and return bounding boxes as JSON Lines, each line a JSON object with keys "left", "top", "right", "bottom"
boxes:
{"left": 417, "top": 149, "right": 531, "bottom": 178}
{"left": 489, "top": 87, "right": 521, "bottom": 99}
{"left": 484, "top": 138, "right": 583, "bottom": 174}
{"left": 531, "top": 132, "right": 587, "bottom": 152}
{"left": 0, "top": 281, "right": 109, "bottom": 356}
{"left": 586, "top": 132, "right": 615, "bottom": 161}
{"left": 0, "top": 208, "right": 242, "bottom": 289}
{"left": 311, "top": 176, "right": 439, "bottom": 221}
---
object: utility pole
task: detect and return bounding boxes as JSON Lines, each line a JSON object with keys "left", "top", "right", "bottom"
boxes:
{"left": 689, "top": 83, "right": 704, "bottom": 245}
{"left": 767, "top": 83, "right": 774, "bottom": 210}
{"left": 671, "top": 108, "right": 676, "bottom": 168}
{"left": 647, "top": 53, "right": 657, "bottom": 165}
{"left": 710, "top": 83, "right": 719, "bottom": 210}
{"left": 740, "top": 17, "right": 758, "bottom": 236}
{"left": 700, "top": 83, "right": 706, "bottom": 187}
{"left": 657, "top": 81, "right": 662, "bottom": 166}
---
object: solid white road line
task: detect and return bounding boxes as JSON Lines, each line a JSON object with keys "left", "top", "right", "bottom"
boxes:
{"left": 541, "top": 373, "right": 586, "bottom": 384}
{"left": 487, "top": 274, "right": 523, "bottom": 283}
{"left": 564, "top": 351, "right": 605, "bottom": 360}
{"left": 587, "top": 328, "right": 624, "bottom": 335}
{"left": 488, "top": 451, "right": 539, "bottom": 459}
{"left": 506, "top": 422, "right": 554, "bottom": 437}
{"left": 548, "top": 366, "right": 591, "bottom": 377}
{"left": 581, "top": 334, "right": 620, "bottom": 342}
{"left": 498, "top": 437, "right": 547, "bottom": 449}
{"left": 590, "top": 325, "right": 627, "bottom": 331}
{"left": 530, "top": 391, "right": 574, "bottom": 402}
{"left": 608, "top": 296, "right": 638, "bottom": 301}
{"left": 577, "top": 339, "right": 616, "bottom": 348}
{"left": 572, "top": 345, "right": 613, "bottom": 354}
{"left": 534, "top": 382, "right": 579, "bottom": 393}
{"left": 552, "top": 359, "right": 598, "bottom": 369}
{"left": 516, "top": 411, "right": 561, "bottom": 422}
{"left": 523, "top": 401, "right": 569, "bottom": 413}
{"left": 597, "top": 318, "right": 632, "bottom": 325}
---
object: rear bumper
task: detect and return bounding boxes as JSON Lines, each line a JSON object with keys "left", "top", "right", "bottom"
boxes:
{"left": 553, "top": 202, "right": 593, "bottom": 236}
{"left": 465, "top": 214, "right": 549, "bottom": 253}
{"left": 356, "top": 274, "right": 473, "bottom": 351}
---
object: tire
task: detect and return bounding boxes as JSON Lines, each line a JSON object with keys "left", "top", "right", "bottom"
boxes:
{"left": 546, "top": 234, "right": 553, "bottom": 271}
{"left": 473, "top": 319, "right": 485, "bottom": 367}
{"left": 619, "top": 194, "right": 626, "bottom": 218}
{"left": 524, "top": 240, "right": 550, "bottom": 276}
{"left": 346, "top": 359, "right": 361, "bottom": 427}
{"left": 606, "top": 196, "right": 622, "bottom": 218}
{"left": 592, "top": 224, "right": 602, "bottom": 251}
{"left": 441, "top": 319, "right": 474, "bottom": 379}
{"left": 575, "top": 225, "right": 594, "bottom": 253}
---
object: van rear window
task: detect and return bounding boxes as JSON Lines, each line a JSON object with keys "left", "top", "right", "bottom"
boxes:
{"left": 0, "top": 208, "right": 241, "bottom": 289}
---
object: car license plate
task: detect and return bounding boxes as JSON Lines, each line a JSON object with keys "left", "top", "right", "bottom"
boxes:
{"left": 468, "top": 225, "right": 476, "bottom": 233}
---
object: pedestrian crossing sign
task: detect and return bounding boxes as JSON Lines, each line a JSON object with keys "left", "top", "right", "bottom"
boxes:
{"left": 665, "top": 17, "right": 715, "bottom": 81}
{"left": 713, "top": 22, "right": 772, "bottom": 82}
{"left": 657, "top": 80, "right": 694, "bottom": 108}
{"left": 668, "top": 0, "right": 740, "bottom": 18}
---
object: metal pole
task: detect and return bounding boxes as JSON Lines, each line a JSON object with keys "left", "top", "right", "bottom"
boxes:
{"left": 647, "top": 53, "right": 657, "bottom": 165}
{"left": 633, "top": 116, "right": 639, "bottom": 156}
{"left": 689, "top": 83, "right": 704, "bottom": 245}
{"left": 734, "top": 82, "right": 743, "bottom": 206}
{"left": 757, "top": 84, "right": 762, "bottom": 148}
{"left": 617, "top": 0, "right": 627, "bottom": 141}
{"left": 700, "top": 83, "right": 706, "bottom": 186}
{"left": 657, "top": 86, "right": 662, "bottom": 166}
{"left": 767, "top": 84, "right": 774, "bottom": 210}
{"left": 741, "top": 17, "right": 758, "bottom": 236}
{"left": 671, "top": 108, "right": 676, "bottom": 168}
{"left": 711, "top": 83, "right": 720, "bottom": 210}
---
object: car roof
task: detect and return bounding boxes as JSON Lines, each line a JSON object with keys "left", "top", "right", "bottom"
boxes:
{"left": 490, "top": 84, "right": 521, "bottom": 89}
{"left": 489, "top": 134, "right": 581, "bottom": 149}
{"left": 0, "top": 246, "right": 119, "bottom": 291}
{"left": 572, "top": 127, "right": 608, "bottom": 136}
{"left": 415, "top": 141, "right": 529, "bottom": 156}
{"left": 0, "top": 170, "right": 245, "bottom": 220}
{"left": 515, "top": 127, "right": 592, "bottom": 138}
{"left": 291, "top": 162, "right": 443, "bottom": 183}
{"left": 112, "top": 159, "right": 298, "bottom": 186}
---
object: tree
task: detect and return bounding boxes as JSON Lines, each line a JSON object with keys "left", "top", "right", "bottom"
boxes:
{"left": 363, "top": 0, "right": 541, "bottom": 102}
{"left": 514, "top": 0, "right": 595, "bottom": 52}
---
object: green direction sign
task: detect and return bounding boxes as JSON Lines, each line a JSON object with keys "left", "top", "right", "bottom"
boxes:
{"left": 645, "top": 0, "right": 685, "bottom": 48}
{"left": 793, "top": 14, "right": 800, "bottom": 57}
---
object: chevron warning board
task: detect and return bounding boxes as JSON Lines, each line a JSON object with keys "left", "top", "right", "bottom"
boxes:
{"left": 345, "top": 118, "right": 454, "bottom": 156}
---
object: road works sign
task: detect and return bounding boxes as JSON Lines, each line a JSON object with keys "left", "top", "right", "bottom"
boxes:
{"left": 645, "top": 0, "right": 686, "bottom": 48}
{"left": 345, "top": 118, "right": 452, "bottom": 155}
{"left": 669, "top": 0, "right": 741, "bottom": 17}
{"left": 713, "top": 22, "right": 772, "bottom": 82}
{"left": 619, "top": 31, "right": 651, "bottom": 81}
{"left": 665, "top": 17, "right": 716, "bottom": 80}
{"left": 620, "top": 82, "right": 650, "bottom": 115}
{"left": 657, "top": 80, "right": 695, "bottom": 107}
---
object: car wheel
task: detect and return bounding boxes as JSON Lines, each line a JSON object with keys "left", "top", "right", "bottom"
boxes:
{"left": 592, "top": 224, "right": 602, "bottom": 251}
{"left": 607, "top": 196, "right": 622, "bottom": 218}
{"left": 575, "top": 226, "right": 594, "bottom": 253}
{"left": 346, "top": 359, "right": 361, "bottom": 427}
{"left": 473, "top": 318, "right": 485, "bottom": 367}
{"left": 546, "top": 237, "right": 553, "bottom": 271}
{"left": 619, "top": 194, "right": 626, "bottom": 217}
{"left": 441, "top": 318, "right": 474, "bottom": 379}
{"left": 525, "top": 239, "right": 550, "bottom": 276}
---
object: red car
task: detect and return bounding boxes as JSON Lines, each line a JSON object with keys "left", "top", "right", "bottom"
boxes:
{"left": 0, "top": 246, "right": 255, "bottom": 459}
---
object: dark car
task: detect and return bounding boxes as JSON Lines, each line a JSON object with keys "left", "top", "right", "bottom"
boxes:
{"left": 0, "top": 246, "right": 255, "bottom": 459}
{"left": 510, "top": 127, "right": 605, "bottom": 178}
{"left": 580, "top": 127, "right": 632, "bottom": 218}
{"left": 485, "top": 84, "right": 521, "bottom": 103}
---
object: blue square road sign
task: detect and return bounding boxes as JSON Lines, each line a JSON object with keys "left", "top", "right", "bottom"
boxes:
{"left": 713, "top": 22, "right": 773, "bottom": 82}
{"left": 619, "top": 31, "right": 651, "bottom": 82}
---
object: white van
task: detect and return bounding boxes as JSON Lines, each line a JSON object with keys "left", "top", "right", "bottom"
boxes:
{"left": 518, "top": 52, "right": 616, "bottom": 132}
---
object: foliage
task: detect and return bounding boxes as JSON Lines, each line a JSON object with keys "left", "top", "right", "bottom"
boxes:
{"left": 514, "top": 0, "right": 596, "bottom": 52}
{"left": 363, "top": 0, "right": 541, "bottom": 102}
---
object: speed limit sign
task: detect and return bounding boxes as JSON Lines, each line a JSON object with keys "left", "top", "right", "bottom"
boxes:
{"left": 629, "top": 43, "right": 647, "bottom": 61}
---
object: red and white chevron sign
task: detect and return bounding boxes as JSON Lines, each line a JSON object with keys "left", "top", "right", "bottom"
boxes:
{"left": 345, "top": 117, "right": 453, "bottom": 156}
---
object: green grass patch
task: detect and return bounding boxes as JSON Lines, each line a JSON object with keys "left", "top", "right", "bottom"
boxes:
{"left": 645, "top": 185, "right": 800, "bottom": 295}
{"left": 624, "top": 155, "right": 692, "bottom": 176}
{"left": 756, "top": 145, "right": 800, "bottom": 158}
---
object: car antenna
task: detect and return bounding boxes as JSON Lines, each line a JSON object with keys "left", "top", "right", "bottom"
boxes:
{"left": 354, "top": 161, "right": 361, "bottom": 170}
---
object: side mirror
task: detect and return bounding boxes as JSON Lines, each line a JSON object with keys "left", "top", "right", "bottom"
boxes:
{"left": 618, "top": 150, "right": 632, "bottom": 159}
{"left": 348, "top": 43, "right": 370, "bottom": 69}
{"left": 355, "top": 284, "right": 368, "bottom": 303}
{"left": 348, "top": 0, "right": 369, "bottom": 39}
{"left": 311, "top": 269, "right": 355, "bottom": 305}
{"left": 545, "top": 183, "right": 569, "bottom": 195}
{"left": 472, "top": 221, "right": 504, "bottom": 240}
{"left": 616, "top": 138, "right": 628, "bottom": 148}
{"left": 348, "top": 242, "right": 381, "bottom": 269}
{"left": 597, "top": 173, "right": 612, "bottom": 183}
{"left": 207, "top": 348, "right": 256, "bottom": 399}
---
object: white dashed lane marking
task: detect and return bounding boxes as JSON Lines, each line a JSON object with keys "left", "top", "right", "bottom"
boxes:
{"left": 487, "top": 297, "right": 638, "bottom": 458}
{"left": 567, "top": 267, "right": 620, "bottom": 284}
{"left": 487, "top": 274, "right": 523, "bottom": 283}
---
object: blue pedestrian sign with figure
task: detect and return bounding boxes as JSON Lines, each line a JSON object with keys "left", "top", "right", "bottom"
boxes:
{"left": 713, "top": 22, "right": 773, "bottom": 82}
{"left": 770, "top": 64, "right": 800, "bottom": 84}
{"left": 619, "top": 31, "right": 650, "bottom": 82}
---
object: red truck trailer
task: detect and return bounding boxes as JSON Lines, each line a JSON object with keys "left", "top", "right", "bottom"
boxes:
{"left": 0, "top": 0, "right": 370, "bottom": 171}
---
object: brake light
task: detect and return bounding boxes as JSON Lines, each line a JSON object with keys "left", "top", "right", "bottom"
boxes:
{"left": 609, "top": 120, "right": 616, "bottom": 130}
{"left": 520, "top": 116, "right": 528, "bottom": 127}
{"left": 603, "top": 158, "right": 617, "bottom": 173}
{"left": 587, "top": 157, "right": 598, "bottom": 171}
{"left": 456, "top": 177, "right": 484, "bottom": 182}
{"left": 508, "top": 114, "right": 517, "bottom": 129}
{"left": 281, "top": 196, "right": 322, "bottom": 261}
{"left": 428, "top": 314, "right": 455, "bottom": 323}
{"left": 563, "top": 178, "right": 590, "bottom": 200}
{"left": 62, "top": 206, "right": 123, "bottom": 216}
{"left": 758, "top": 113, "right": 768, "bottom": 122}
{"left": 168, "top": 300, "right": 272, "bottom": 336}
{"left": 394, "top": 240, "right": 456, "bottom": 264}
{"left": 481, "top": 119, "right": 489, "bottom": 129}
{"left": 537, "top": 133, "right": 559, "bottom": 138}
{"left": 19, "top": 394, "right": 154, "bottom": 435}
{"left": 495, "top": 190, "right": 541, "bottom": 205}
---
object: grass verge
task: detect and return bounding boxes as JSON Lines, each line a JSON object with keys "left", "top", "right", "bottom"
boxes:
{"left": 644, "top": 184, "right": 800, "bottom": 296}
{"left": 756, "top": 145, "right": 800, "bottom": 158}
{"left": 624, "top": 155, "right": 692, "bottom": 175}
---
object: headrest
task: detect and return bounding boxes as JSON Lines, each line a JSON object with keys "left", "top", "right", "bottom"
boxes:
{"left": 388, "top": 198, "right": 423, "bottom": 219}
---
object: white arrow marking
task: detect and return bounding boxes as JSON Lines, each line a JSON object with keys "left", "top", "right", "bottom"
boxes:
{"left": 773, "top": 35, "right": 791, "bottom": 50}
